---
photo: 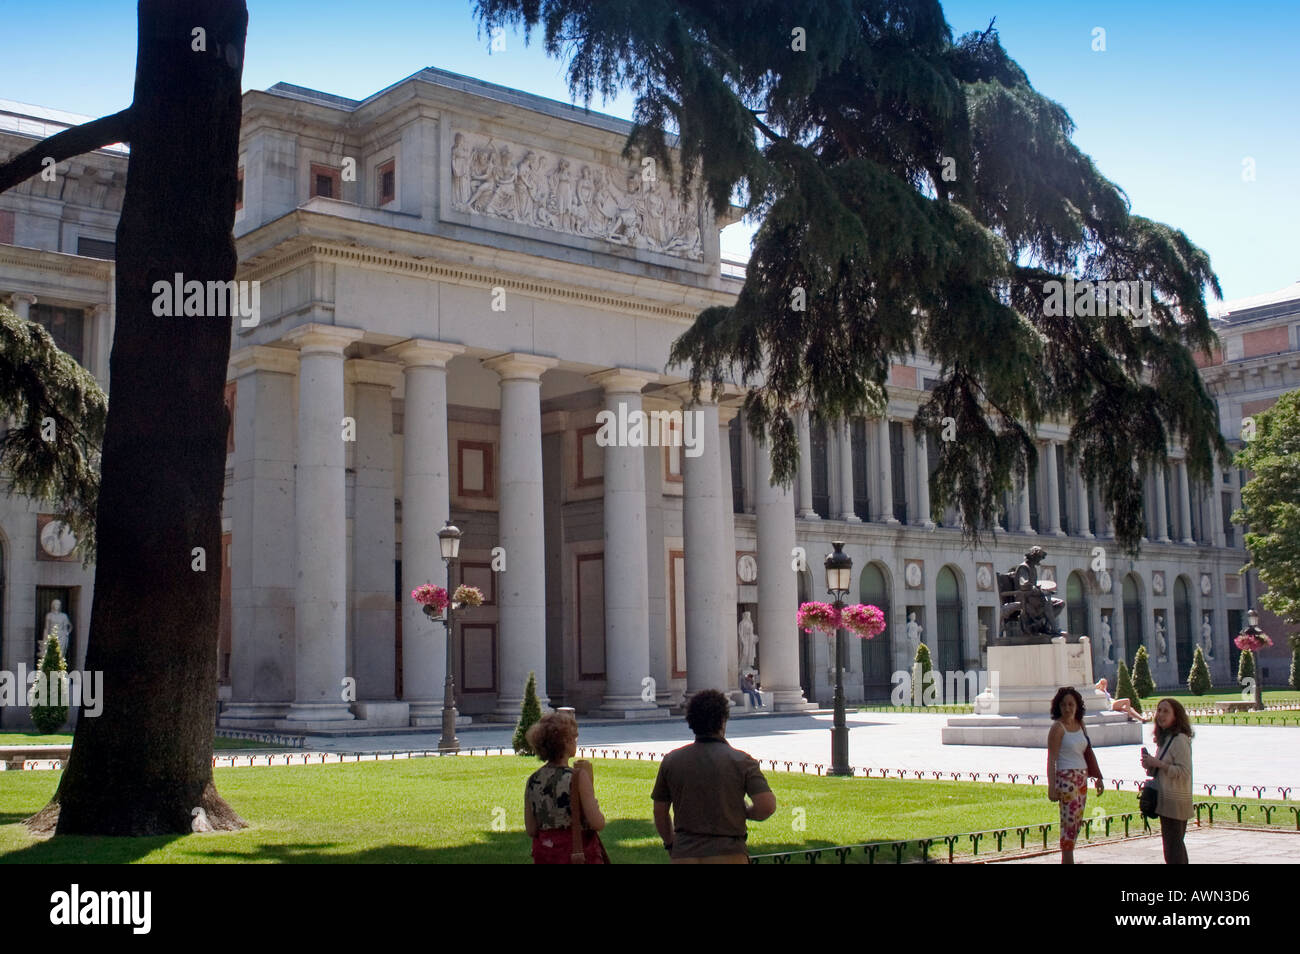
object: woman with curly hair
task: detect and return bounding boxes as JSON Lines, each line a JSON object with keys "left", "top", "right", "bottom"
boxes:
{"left": 523, "top": 711, "right": 609, "bottom": 864}
{"left": 1047, "top": 686, "right": 1104, "bottom": 864}
{"left": 1140, "top": 698, "right": 1194, "bottom": 864}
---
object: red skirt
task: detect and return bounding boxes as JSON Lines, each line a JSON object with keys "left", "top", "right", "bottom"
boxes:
{"left": 531, "top": 828, "right": 611, "bottom": 864}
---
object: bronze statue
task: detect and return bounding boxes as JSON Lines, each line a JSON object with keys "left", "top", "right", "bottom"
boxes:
{"left": 996, "top": 546, "right": 1065, "bottom": 643}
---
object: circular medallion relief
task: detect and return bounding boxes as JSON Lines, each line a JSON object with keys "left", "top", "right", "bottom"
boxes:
{"left": 1152, "top": 573, "right": 1165, "bottom": 596}
{"left": 976, "top": 565, "right": 992, "bottom": 590}
{"left": 40, "top": 520, "right": 77, "bottom": 558}
{"left": 1200, "top": 574, "right": 1212, "bottom": 596}
{"left": 905, "top": 562, "right": 923, "bottom": 588}
{"left": 737, "top": 554, "right": 758, "bottom": 583}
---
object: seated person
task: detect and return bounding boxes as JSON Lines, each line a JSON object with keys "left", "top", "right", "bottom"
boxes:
{"left": 740, "top": 672, "right": 763, "bottom": 709}
{"left": 1095, "top": 677, "right": 1148, "bottom": 722}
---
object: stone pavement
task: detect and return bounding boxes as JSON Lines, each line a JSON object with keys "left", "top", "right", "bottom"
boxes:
{"left": 298, "top": 710, "right": 1300, "bottom": 793}
{"left": 982, "top": 827, "right": 1300, "bottom": 864}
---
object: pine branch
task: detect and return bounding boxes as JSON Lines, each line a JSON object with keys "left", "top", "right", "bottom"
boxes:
{"left": 0, "top": 108, "right": 132, "bottom": 196}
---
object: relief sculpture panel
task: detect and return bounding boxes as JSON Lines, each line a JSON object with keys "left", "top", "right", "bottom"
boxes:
{"left": 449, "top": 130, "right": 705, "bottom": 261}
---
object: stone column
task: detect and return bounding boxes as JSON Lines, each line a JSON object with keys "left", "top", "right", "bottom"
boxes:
{"left": 915, "top": 426, "right": 934, "bottom": 529}
{"left": 347, "top": 359, "right": 401, "bottom": 702}
{"left": 796, "top": 407, "right": 819, "bottom": 519}
{"left": 1177, "top": 459, "right": 1194, "bottom": 544}
{"left": 642, "top": 396, "right": 671, "bottom": 705}
{"left": 589, "top": 369, "right": 658, "bottom": 718}
{"left": 220, "top": 346, "right": 299, "bottom": 727}
{"left": 282, "top": 324, "right": 365, "bottom": 727}
{"left": 1208, "top": 470, "right": 1226, "bottom": 548}
{"left": 755, "top": 437, "right": 812, "bottom": 710}
{"left": 1093, "top": 482, "right": 1113, "bottom": 538}
{"left": 1153, "top": 463, "right": 1171, "bottom": 543}
{"left": 389, "top": 339, "right": 464, "bottom": 725}
{"left": 1074, "top": 465, "right": 1093, "bottom": 538}
{"left": 9, "top": 292, "right": 35, "bottom": 320}
{"left": 718, "top": 402, "right": 741, "bottom": 690}
{"left": 837, "top": 417, "right": 860, "bottom": 522}
{"left": 486, "top": 353, "right": 558, "bottom": 718}
{"left": 1043, "top": 441, "right": 1064, "bottom": 535}
{"left": 874, "top": 417, "right": 898, "bottom": 524}
{"left": 90, "top": 303, "right": 113, "bottom": 389}
{"left": 675, "top": 389, "right": 729, "bottom": 697}
{"left": 1017, "top": 471, "right": 1035, "bottom": 534}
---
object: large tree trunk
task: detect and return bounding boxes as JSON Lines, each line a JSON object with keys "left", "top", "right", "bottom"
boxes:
{"left": 31, "top": 0, "right": 249, "bottom": 836}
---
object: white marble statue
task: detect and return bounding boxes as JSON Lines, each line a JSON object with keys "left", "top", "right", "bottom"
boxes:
{"left": 43, "top": 599, "right": 72, "bottom": 658}
{"left": 738, "top": 611, "right": 757, "bottom": 671}
{"left": 1099, "top": 614, "right": 1113, "bottom": 663}
{"left": 906, "top": 612, "right": 923, "bottom": 649}
{"left": 1155, "top": 616, "right": 1168, "bottom": 662}
{"left": 1201, "top": 614, "right": 1214, "bottom": 660}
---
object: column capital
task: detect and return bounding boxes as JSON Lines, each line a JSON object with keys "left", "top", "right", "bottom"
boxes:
{"left": 346, "top": 358, "right": 403, "bottom": 390}
{"left": 284, "top": 323, "right": 365, "bottom": 355}
{"left": 588, "top": 367, "right": 658, "bottom": 393}
{"left": 228, "top": 344, "right": 300, "bottom": 379}
{"left": 483, "top": 352, "right": 558, "bottom": 380}
{"left": 386, "top": 338, "right": 465, "bottom": 368}
{"left": 89, "top": 302, "right": 110, "bottom": 319}
{"left": 8, "top": 292, "right": 37, "bottom": 308}
{"left": 665, "top": 381, "right": 720, "bottom": 407}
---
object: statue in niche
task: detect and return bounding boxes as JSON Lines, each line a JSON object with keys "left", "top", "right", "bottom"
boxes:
{"left": 1155, "top": 616, "right": 1168, "bottom": 661}
{"left": 43, "top": 599, "right": 72, "bottom": 658}
{"left": 450, "top": 132, "right": 473, "bottom": 206}
{"left": 1098, "top": 614, "right": 1113, "bottom": 663}
{"left": 738, "top": 611, "right": 758, "bottom": 672}
{"left": 906, "top": 612, "right": 923, "bottom": 649}
{"left": 1201, "top": 614, "right": 1214, "bottom": 660}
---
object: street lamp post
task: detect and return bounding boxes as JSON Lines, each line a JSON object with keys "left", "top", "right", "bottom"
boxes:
{"left": 437, "top": 520, "right": 462, "bottom": 752}
{"left": 1241, "top": 607, "right": 1267, "bottom": 711}
{"left": 824, "top": 540, "right": 853, "bottom": 777}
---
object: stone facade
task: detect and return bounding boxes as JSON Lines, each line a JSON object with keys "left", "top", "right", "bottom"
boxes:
{"left": 0, "top": 71, "right": 1286, "bottom": 729}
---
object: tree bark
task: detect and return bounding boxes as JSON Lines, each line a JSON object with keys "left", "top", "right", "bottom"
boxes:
{"left": 0, "top": 110, "right": 132, "bottom": 196}
{"left": 24, "top": 0, "right": 250, "bottom": 836}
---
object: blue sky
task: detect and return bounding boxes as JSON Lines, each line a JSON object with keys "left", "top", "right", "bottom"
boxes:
{"left": 4, "top": 0, "right": 1296, "bottom": 301}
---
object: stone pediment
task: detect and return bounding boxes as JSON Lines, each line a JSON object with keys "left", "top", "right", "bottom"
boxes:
{"left": 447, "top": 129, "right": 704, "bottom": 262}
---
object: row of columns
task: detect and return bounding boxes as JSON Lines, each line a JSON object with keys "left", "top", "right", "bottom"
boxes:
{"left": 224, "top": 330, "right": 812, "bottom": 727}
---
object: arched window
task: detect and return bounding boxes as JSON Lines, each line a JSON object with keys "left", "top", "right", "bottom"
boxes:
{"left": 1123, "top": 574, "right": 1143, "bottom": 660}
{"left": 1174, "top": 577, "right": 1194, "bottom": 683}
{"left": 797, "top": 570, "right": 813, "bottom": 701}
{"left": 859, "top": 563, "right": 892, "bottom": 701}
{"left": 936, "top": 566, "right": 962, "bottom": 673}
{"left": 1066, "top": 572, "right": 1088, "bottom": 638}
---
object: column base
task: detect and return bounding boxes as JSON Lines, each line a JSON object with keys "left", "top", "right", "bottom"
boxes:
{"left": 592, "top": 699, "right": 662, "bottom": 720}
{"left": 1077, "top": 531, "right": 1094, "bottom": 539}
{"left": 279, "top": 702, "right": 356, "bottom": 731}
{"left": 217, "top": 702, "right": 290, "bottom": 728}
{"left": 767, "top": 687, "right": 817, "bottom": 711}
{"left": 838, "top": 514, "right": 862, "bottom": 523}
{"left": 876, "top": 516, "right": 900, "bottom": 526}
{"left": 1049, "top": 529, "right": 1066, "bottom": 536}
{"left": 798, "top": 510, "right": 821, "bottom": 520}
{"left": 491, "top": 695, "right": 552, "bottom": 724}
{"left": 1157, "top": 536, "right": 1172, "bottom": 544}
{"left": 1180, "top": 537, "right": 1195, "bottom": 545}
{"left": 351, "top": 701, "right": 410, "bottom": 727}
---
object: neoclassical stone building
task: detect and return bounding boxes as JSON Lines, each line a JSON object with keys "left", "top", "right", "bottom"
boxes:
{"left": 1, "top": 72, "right": 1287, "bottom": 729}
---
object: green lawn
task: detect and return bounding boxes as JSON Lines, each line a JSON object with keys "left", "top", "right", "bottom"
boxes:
{"left": 0, "top": 733, "right": 277, "bottom": 751}
{"left": 0, "top": 756, "right": 1117, "bottom": 863}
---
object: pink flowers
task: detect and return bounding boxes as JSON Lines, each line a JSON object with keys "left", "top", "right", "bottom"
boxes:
{"left": 411, "top": 584, "right": 449, "bottom": 614}
{"left": 797, "top": 601, "right": 886, "bottom": 639}
{"left": 1235, "top": 631, "right": 1273, "bottom": 653}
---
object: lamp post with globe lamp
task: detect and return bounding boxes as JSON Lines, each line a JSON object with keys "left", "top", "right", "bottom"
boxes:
{"left": 824, "top": 541, "right": 853, "bottom": 777}
{"left": 435, "top": 520, "right": 462, "bottom": 752}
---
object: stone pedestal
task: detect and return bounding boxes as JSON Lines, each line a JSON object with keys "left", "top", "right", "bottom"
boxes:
{"left": 942, "top": 639, "right": 1142, "bottom": 746}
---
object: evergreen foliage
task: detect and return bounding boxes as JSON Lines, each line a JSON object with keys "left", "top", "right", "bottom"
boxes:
{"left": 1115, "top": 660, "right": 1141, "bottom": 714}
{"left": 1235, "top": 389, "right": 1300, "bottom": 631}
{"left": 30, "top": 635, "right": 70, "bottom": 734}
{"left": 1238, "top": 647, "right": 1255, "bottom": 685}
{"left": 0, "top": 304, "right": 106, "bottom": 562}
{"left": 913, "top": 642, "right": 933, "bottom": 706}
{"left": 513, "top": 671, "right": 542, "bottom": 755}
{"left": 474, "top": 0, "right": 1231, "bottom": 553}
{"left": 1289, "top": 637, "right": 1299, "bottom": 693}
{"left": 1132, "top": 645, "right": 1155, "bottom": 699}
{"left": 1187, "top": 646, "right": 1211, "bottom": 696}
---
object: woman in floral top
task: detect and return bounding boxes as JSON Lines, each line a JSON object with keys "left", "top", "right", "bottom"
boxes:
{"left": 524, "top": 712, "right": 608, "bottom": 863}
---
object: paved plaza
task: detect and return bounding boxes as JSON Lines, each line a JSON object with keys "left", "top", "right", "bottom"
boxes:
{"left": 983, "top": 827, "right": 1299, "bottom": 864}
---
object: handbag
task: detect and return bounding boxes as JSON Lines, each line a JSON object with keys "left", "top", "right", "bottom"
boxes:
{"left": 569, "top": 761, "right": 611, "bottom": 864}
{"left": 1081, "top": 726, "right": 1102, "bottom": 780}
{"left": 1138, "top": 739, "right": 1171, "bottom": 819}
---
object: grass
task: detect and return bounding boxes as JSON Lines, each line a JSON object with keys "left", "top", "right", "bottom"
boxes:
{"left": 0, "top": 733, "right": 276, "bottom": 751}
{"left": 0, "top": 756, "right": 1104, "bottom": 864}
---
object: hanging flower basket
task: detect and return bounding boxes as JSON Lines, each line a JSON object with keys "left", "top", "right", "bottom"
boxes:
{"left": 842, "top": 603, "right": 886, "bottom": 639}
{"left": 797, "top": 601, "right": 840, "bottom": 635}
{"left": 1234, "top": 631, "right": 1273, "bottom": 653}
{"left": 412, "top": 583, "right": 449, "bottom": 616}
{"left": 453, "top": 585, "right": 484, "bottom": 608}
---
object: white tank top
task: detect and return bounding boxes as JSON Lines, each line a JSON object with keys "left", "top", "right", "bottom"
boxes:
{"left": 1056, "top": 727, "right": 1088, "bottom": 771}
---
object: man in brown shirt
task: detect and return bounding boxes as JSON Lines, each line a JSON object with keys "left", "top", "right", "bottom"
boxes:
{"left": 651, "top": 689, "right": 776, "bottom": 863}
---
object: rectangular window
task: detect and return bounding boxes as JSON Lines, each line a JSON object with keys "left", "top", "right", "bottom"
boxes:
{"left": 729, "top": 416, "right": 744, "bottom": 514}
{"left": 0, "top": 209, "right": 14, "bottom": 244}
{"left": 851, "top": 418, "right": 870, "bottom": 520}
{"left": 1028, "top": 455, "right": 1040, "bottom": 532}
{"left": 76, "top": 237, "right": 115, "bottom": 259}
{"left": 235, "top": 166, "right": 244, "bottom": 211}
{"left": 575, "top": 424, "right": 603, "bottom": 487}
{"left": 1056, "top": 445, "right": 1069, "bottom": 534}
{"left": 810, "top": 415, "right": 829, "bottom": 518}
{"left": 310, "top": 163, "right": 341, "bottom": 200}
{"left": 377, "top": 159, "right": 396, "bottom": 206}
{"left": 1221, "top": 492, "right": 1235, "bottom": 548}
{"left": 457, "top": 440, "right": 495, "bottom": 499}
{"left": 31, "top": 304, "right": 85, "bottom": 366}
{"left": 890, "top": 421, "right": 907, "bottom": 524}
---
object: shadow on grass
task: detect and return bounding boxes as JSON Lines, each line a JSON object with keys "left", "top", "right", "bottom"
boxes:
{"left": 0, "top": 832, "right": 186, "bottom": 864}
